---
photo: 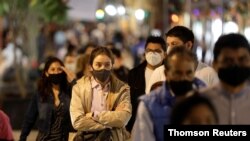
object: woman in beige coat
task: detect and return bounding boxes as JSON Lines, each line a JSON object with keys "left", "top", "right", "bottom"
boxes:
{"left": 70, "top": 47, "right": 132, "bottom": 141}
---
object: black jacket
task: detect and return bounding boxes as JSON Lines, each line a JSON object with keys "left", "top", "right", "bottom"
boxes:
{"left": 19, "top": 85, "right": 75, "bottom": 141}
{"left": 127, "top": 61, "right": 147, "bottom": 132}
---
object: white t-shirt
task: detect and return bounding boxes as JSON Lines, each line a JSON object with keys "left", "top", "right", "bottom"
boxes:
{"left": 145, "top": 67, "right": 154, "bottom": 93}
{"left": 145, "top": 62, "right": 219, "bottom": 94}
{"left": 195, "top": 62, "right": 219, "bottom": 87}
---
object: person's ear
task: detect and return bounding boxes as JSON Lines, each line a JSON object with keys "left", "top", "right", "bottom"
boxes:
{"left": 186, "top": 41, "right": 193, "bottom": 50}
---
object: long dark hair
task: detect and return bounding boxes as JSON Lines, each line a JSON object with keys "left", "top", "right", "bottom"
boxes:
{"left": 38, "top": 56, "right": 68, "bottom": 102}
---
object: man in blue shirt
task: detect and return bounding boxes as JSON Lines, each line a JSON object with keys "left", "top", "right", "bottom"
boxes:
{"left": 132, "top": 46, "right": 206, "bottom": 141}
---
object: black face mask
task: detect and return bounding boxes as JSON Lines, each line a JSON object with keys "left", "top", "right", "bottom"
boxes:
{"left": 218, "top": 66, "right": 250, "bottom": 86}
{"left": 92, "top": 69, "right": 111, "bottom": 83}
{"left": 48, "top": 73, "right": 65, "bottom": 85}
{"left": 168, "top": 80, "right": 194, "bottom": 96}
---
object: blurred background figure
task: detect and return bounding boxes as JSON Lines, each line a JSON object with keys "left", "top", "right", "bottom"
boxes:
{"left": 0, "top": 27, "right": 28, "bottom": 82}
{"left": 78, "top": 42, "right": 96, "bottom": 55}
{"left": 36, "top": 25, "right": 47, "bottom": 64}
{"left": 106, "top": 41, "right": 134, "bottom": 70}
{"left": 75, "top": 54, "right": 91, "bottom": 79}
{"left": 58, "top": 41, "right": 78, "bottom": 61}
{"left": 105, "top": 42, "right": 116, "bottom": 50}
{"left": 64, "top": 52, "right": 77, "bottom": 73}
{"left": 170, "top": 92, "right": 218, "bottom": 125}
{"left": 74, "top": 42, "right": 96, "bottom": 79}
{"left": 111, "top": 48, "right": 129, "bottom": 83}
{"left": 130, "top": 36, "right": 146, "bottom": 67}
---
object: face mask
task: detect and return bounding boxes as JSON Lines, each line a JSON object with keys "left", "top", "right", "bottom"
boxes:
{"left": 92, "top": 69, "right": 111, "bottom": 83}
{"left": 65, "top": 63, "right": 76, "bottom": 73}
{"left": 168, "top": 80, "right": 194, "bottom": 96}
{"left": 218, "top": 66, "right": 250, "bottom": 86}
{"left": 145, "top": 52, "right": 162, "bottom": 66}
{"left": 48, "top": 73, "right": 65, "bottom": 85}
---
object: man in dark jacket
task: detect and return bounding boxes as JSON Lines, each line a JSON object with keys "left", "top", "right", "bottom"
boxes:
{"left": 127, "top": 36, "right": 166, "bottom": 132}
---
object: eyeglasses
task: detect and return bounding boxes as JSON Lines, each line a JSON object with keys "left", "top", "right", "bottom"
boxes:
{"left": 145, "top": 49, "right": 163, "bottom": 53}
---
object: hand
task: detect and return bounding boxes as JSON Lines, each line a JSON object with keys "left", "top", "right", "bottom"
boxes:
{"left": 93, "top": 111, "right": 101, "bottom": 118}
{"left": 60, "top": 66, "right": 76, "bottom": 83}
{"left": 91, "top": 111, "right": 101, "bottom": 122}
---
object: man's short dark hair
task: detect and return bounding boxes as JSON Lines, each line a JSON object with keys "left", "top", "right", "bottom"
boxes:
{"left": 145, "top": 36, "right": 166, "bottom": 52}
{"left": 164, "top": 46, "right": 198, "bottom": 70}
{"left": 213, "top": 33, "right": 250, "bottom": 61}
{"left": 165, "top": 26, "right": 194, "bottom": 45}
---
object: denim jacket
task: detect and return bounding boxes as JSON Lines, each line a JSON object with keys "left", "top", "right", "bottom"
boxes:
{"left": 19, "top": 89, "right": 74, "bottom": 141}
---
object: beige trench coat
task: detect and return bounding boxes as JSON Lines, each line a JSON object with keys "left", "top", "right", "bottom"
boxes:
{"left": 69, "top": 75, "right": 132, "bottom": 141}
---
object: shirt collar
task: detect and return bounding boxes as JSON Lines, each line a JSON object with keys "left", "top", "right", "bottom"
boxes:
{"left": 91, "top": 76, "right": 110, "bottom": 90}
{"left": 218, "top": 82, "right": 249, "bottom": 98}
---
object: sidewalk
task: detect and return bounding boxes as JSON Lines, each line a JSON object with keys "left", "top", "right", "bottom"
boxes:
{"left": 13, "top": 130, "right": 38, "bottom": 141}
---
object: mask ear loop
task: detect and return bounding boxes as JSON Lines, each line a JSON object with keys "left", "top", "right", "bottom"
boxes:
{"left": 165, "top": 81, "right": 175, "bottom": 97}
{"left": 185, "top": 90, "right": 199, "bottom": 98}
{"left": 192, "top": 81, "right": 197, "bottom": 89}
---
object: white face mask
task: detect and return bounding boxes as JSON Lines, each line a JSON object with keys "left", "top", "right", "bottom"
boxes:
{"left": 65, "top": 63, "right": 76, "bottom": 73}
{"left": 145, "top": 52, "right": 163, "bottom": 66}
